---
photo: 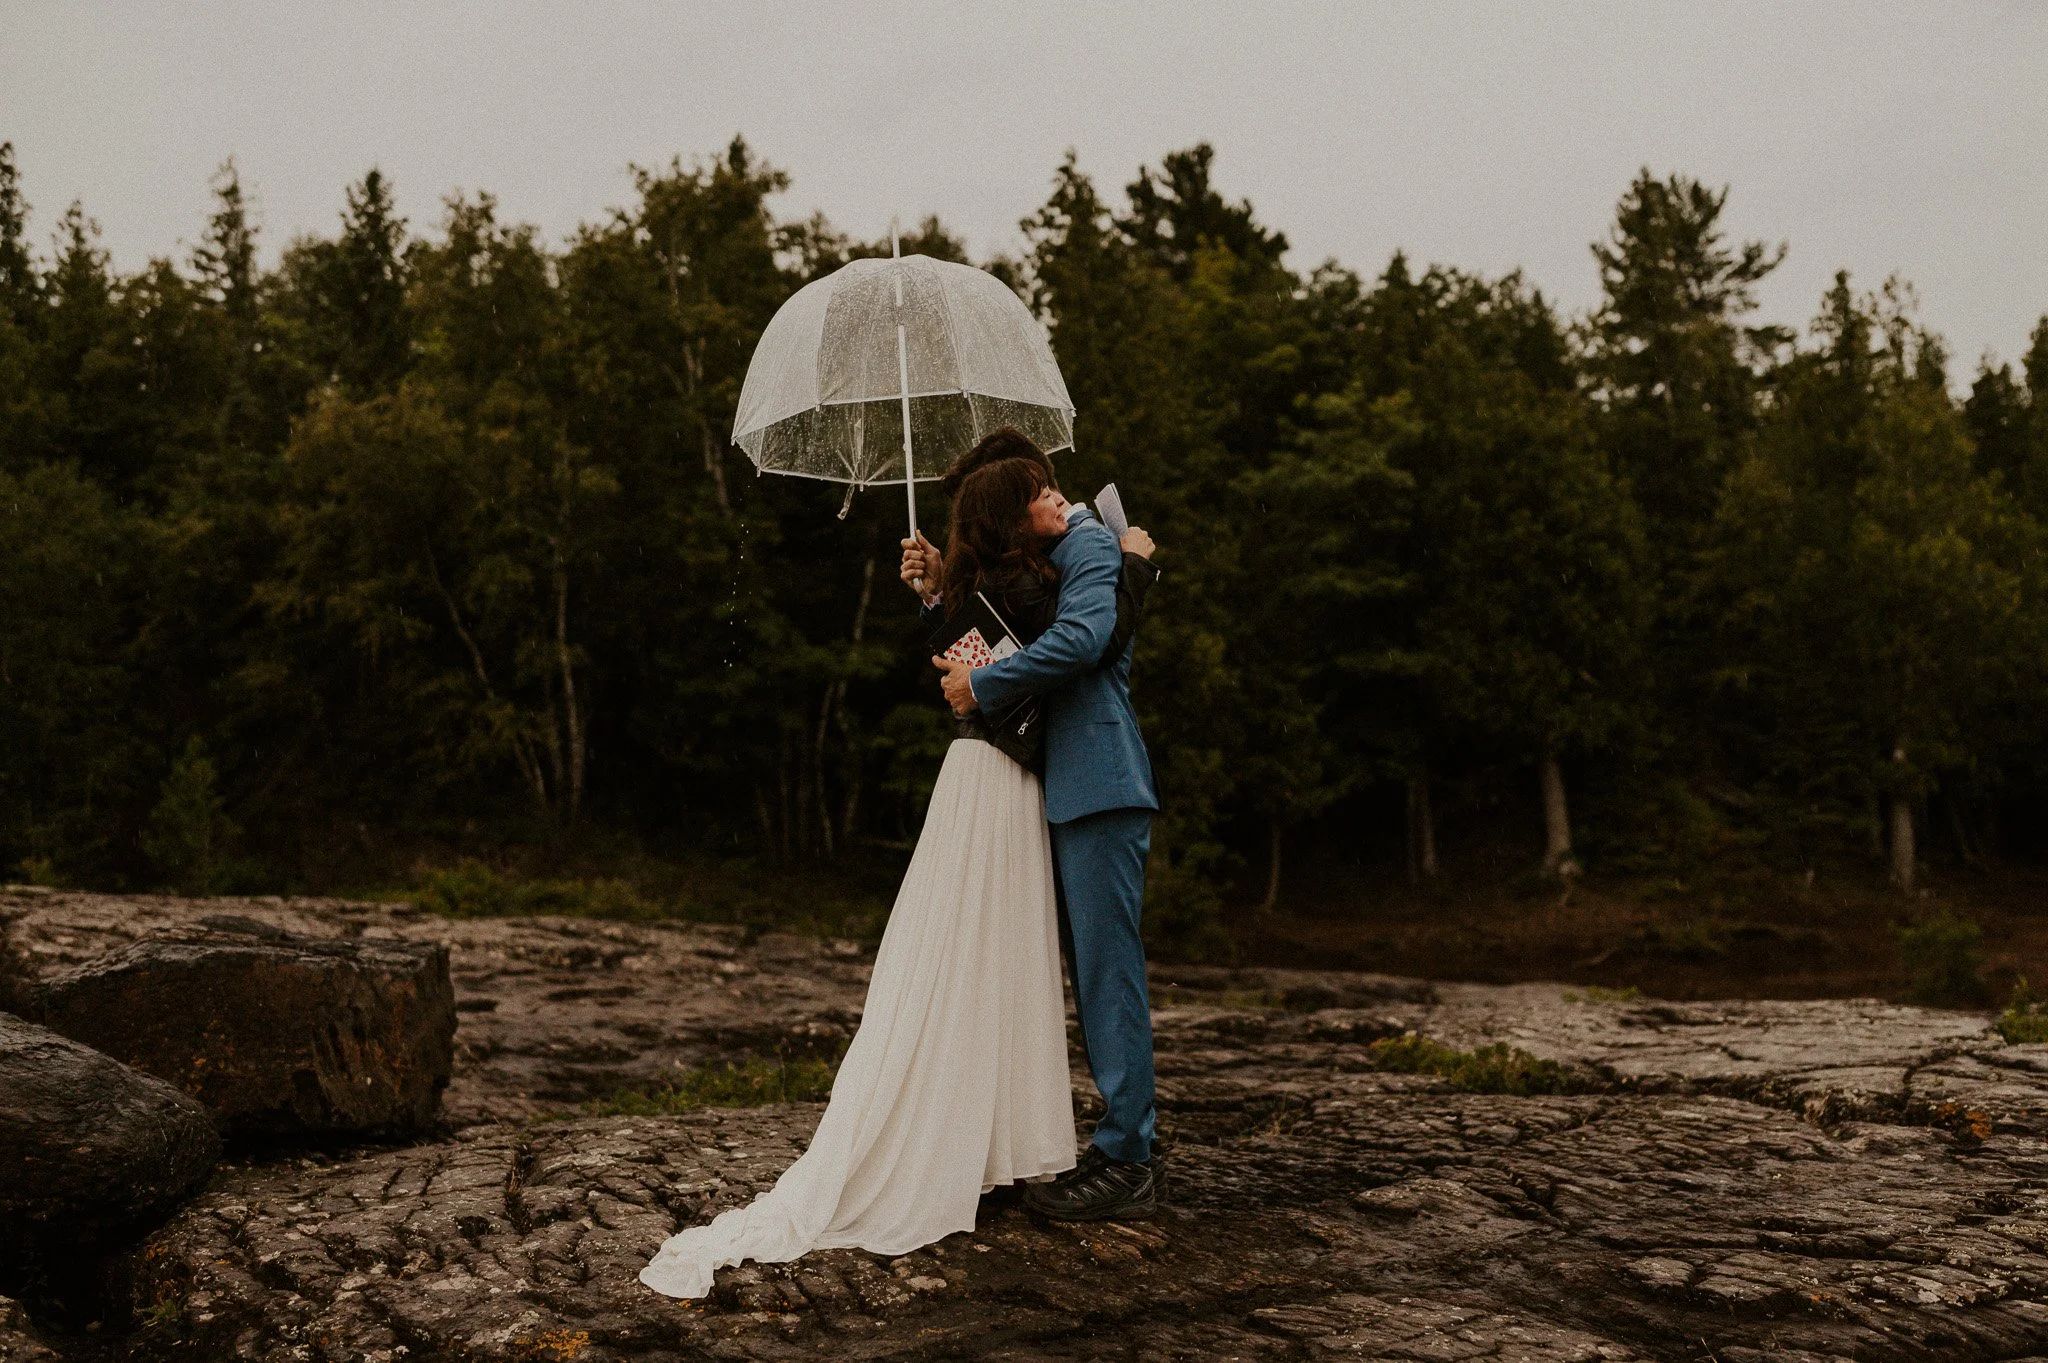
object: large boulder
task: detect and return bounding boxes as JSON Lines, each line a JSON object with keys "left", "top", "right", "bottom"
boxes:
{"left": 0, "top": 1013, "right": 219, "bottom": 1261}
{"left": 37, "top": 927, "right": 454, "bottom": 1142}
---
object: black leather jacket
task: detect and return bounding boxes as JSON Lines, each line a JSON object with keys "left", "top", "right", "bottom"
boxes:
{"left": 952, "top": 552, "right": 1160, "bottom": 757}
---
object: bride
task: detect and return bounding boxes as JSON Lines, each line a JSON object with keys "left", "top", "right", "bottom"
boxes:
{"left": 639, "top": 441, "right": 1154, "bottom": 1300}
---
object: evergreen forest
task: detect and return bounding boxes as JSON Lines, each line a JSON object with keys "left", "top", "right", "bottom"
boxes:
{"left": 3, "top": 137, "right": 2045, "bottom": 966}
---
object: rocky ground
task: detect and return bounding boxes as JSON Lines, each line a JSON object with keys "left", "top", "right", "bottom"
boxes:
{"left": 9, "top": 886, "right": 2048, "bottom": 1361}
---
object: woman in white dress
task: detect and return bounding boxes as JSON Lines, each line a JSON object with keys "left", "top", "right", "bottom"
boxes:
{"left": 640, "top": 441, "right": 1155, "bottom": 1300}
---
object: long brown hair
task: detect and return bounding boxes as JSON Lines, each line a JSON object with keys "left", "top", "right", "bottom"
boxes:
{"left": 942, "top": 456, "right": 1059, "bottom": 615}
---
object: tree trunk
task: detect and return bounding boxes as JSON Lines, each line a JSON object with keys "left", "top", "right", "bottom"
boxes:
{"left": 538, "top": 665, "right": 566, "bottom": 820}
{"left": 754, "top": 783, "right": 774, "bottom": 852}
{"left": 701, "top": 421, "right": 731, "bottom": 517}
{"left": 1540, "top": 752, "right": 1579, "bottom": 879}
{"left": 1406, "top": 771, "right": 1437, "bottom": 884}
{"left": 812, "top": 685, "right": 835, "bottom": 858}
{"left": 551, "top": 539, "right": 584, "bottom": 822}
{"left": 1258, "top": 814, "right": 1283, "bottom": 915}
{"left": 1945, "top": 792, "right": 1979, "bottom": 868}
{"left": 673, "top": 344, "right": 731, "bottom": 519}
{"left": 835, "top": 558, "right": 877, "bottom": 847}
{"left": 777, "top": 733, "right": 793, "bottom": 860}
{"left": 426, "top": 542, "right": 549, "bottom": 814}
{"left": 1890, "top": 744, "right": 1916, "bottom": 890}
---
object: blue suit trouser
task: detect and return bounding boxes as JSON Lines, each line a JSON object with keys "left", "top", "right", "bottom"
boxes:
{"left": 1049, "top": 806, "right": 1156, "bottom": 1165}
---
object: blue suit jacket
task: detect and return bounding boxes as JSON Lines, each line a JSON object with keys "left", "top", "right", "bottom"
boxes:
{"left": 969, "top": 511, "right": 1159, "bottom": 825}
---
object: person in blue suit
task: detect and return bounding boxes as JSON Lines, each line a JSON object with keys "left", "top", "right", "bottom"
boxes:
{"left": 903, "top": 427, "right": 1165, "bottom": 1221}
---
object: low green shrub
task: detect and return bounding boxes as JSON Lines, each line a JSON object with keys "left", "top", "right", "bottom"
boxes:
{"left": 1645, "top": 918, "right": 1732, "bottom": 960}
{"left": 1998, "top": 978, "right": 2048, "bottom": 1044}
{"left": 142, "top": 737, "right": 263, "bottom": 894}
{"left": 1367, "top": 1034, "right": 1583, "bottom": 1096}
{"left": 1898, "top": 912, "right": 1985, "bottom": 1007}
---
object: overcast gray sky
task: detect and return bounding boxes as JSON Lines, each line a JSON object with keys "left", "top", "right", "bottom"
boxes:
{"left": 5, "top": 2, "right": 2045, "bottom": 374}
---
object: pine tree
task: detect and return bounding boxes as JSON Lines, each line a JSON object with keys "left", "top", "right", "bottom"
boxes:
{"left": 302, "top": 168, "right": 410, "bottom": 395}
{"left": 1586, "top": 171, "right": 1786, "bottom": 539}
{"left": 1024, "top": 152, "right": 1242, "bottom": 948}
{"left": 0, "top": 143, "right": 37, "bottom": 328}
{"left": 0, "top": 143, "right": 45, "bottom": 466}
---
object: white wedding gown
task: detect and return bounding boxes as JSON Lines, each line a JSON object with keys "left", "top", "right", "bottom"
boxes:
{"left": 639, "top": 738, "right": 1077, "bottom": 1300}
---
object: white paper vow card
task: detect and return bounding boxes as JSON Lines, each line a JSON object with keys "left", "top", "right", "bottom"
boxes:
{"left": 1094, "top": 483, "right": 1129, "bottom": 539}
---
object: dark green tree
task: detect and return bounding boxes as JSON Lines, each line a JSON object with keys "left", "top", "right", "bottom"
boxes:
{"left": 1585, "top": 171, "right": 1786, "bottom": 539}
{"left": 0, "top": 143, "right": 45, "bottom": 464}
{"left": 288, "top": 168, "right": 410, "bottom": 396}
{"left": 1393, "top": 271, "right": 1651, "bottom": 877}
{"left": 0, "top": 143, "right": 36, "bottom": 327}
{"left": 1707, "top": 276, "right": 2047, "bottom": 888}
{"left": 1023, "top": 152, "right": 1243, "bottom": 949}
{"left": 0, "top": 462, "right": 150, "bottom": 877}
{"left": 1965, "top": 316, "right": 2048, "bottom": 517}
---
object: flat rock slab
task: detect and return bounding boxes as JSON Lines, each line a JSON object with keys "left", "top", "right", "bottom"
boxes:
{"left": 0, "top": 1013, "right": 218, "bottom": 1259}
{"left": 117, "top": 1086, "right": 2048, "bottom": 1361}
{"left": 34, "top": 928, "right": 454, "bottom": 1142}
{"left": 0, "top": 888, "right": 2010, "bottom": 1127}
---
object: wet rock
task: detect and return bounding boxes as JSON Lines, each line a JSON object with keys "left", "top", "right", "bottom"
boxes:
{"left": 0, "top": 1013, "right": 218, "bottom": 1261}
{"left": 34, "top": 929, "right": 454, "bottom": 1142}
{"left": 115, "top": 1084, "right": 2048, "bottom": 1361}
{"left": 22, "top": 887, "right": 2048, "bottom": 1359}
{"left": 0, "top": 1295, "right": 63, "bottom": 1362}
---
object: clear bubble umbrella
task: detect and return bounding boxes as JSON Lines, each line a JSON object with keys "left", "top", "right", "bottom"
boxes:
{"left": 731, "top": 225, "right": 1076, "bottom": 554}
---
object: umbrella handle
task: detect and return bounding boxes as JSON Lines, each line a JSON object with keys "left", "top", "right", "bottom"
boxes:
{"left": 893, "top": 219, "right": 923, "bottom": 590}
{"left": 897, "top": 320, "right": 918, "bottom": 568}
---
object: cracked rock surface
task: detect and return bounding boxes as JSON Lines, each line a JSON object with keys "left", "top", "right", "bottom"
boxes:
{"left": 10, "top": 888, "right": 2048, "bottom": 1360}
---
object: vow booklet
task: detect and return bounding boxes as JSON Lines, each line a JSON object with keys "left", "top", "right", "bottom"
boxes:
{"left": 1094, "top": 483, "right": 1129, "bottom": 539}
{"left": 927, "top": 591, "right": 1023, "bottom": 669}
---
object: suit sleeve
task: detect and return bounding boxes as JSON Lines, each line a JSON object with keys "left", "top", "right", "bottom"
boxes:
{"left": 969, "top": 525, "right": 1120, "bottom": 712}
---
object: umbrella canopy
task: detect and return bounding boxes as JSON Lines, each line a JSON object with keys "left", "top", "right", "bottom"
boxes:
{"left": 732, "top": 254, "right": 1075, "bottom": 503}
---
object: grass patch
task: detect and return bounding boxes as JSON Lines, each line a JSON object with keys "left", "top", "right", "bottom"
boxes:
{"left": 410, "top": 859, "right": 663, "bottom": 921}
{"left": 1563, "top": 984, "right": 1642, "bottom": 1004}
{"left": 1152, "top": 986, "right": 1289, "bottom": 1010}
{"left": 386, "top": 849, "right": 896, "bottom": 943}
{"left": 1998, "top": 978, "right": 2048, "bottom": 1044}
{"left": 585, "top": 1054, "right": 841, "bottom": 1116}
{"left": 1367, "top": 1034, "right": 1584, "bottom": 1096}
{"left": 139, "top": 1295, "right": 183, "bottom": 1332}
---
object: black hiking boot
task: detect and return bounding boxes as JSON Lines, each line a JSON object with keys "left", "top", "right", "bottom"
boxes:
{"left": 1024, "top": 1145, "right": 1163, "bottom": 1222}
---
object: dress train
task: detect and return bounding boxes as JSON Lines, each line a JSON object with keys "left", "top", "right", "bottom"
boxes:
{"left": 639, "top": 739, "right": 1076, "bottom": 1300}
